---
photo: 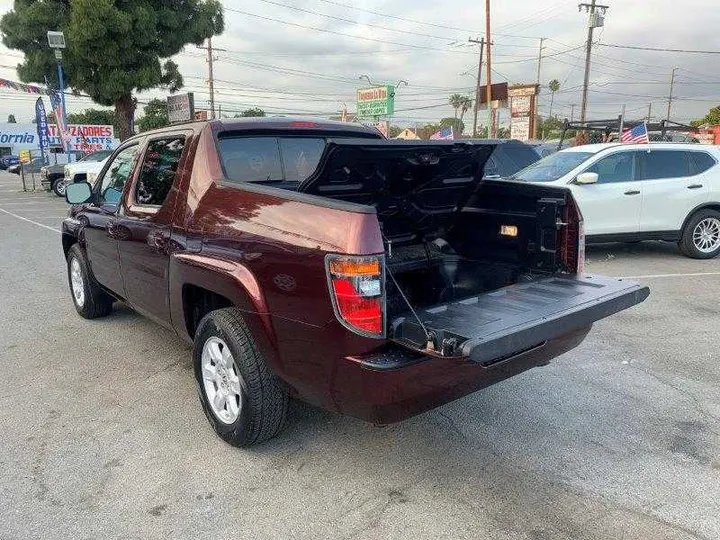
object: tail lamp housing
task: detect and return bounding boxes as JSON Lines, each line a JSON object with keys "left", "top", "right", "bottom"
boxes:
{"left": 326, "top": 254, "right": 385, "bottom": 338}
{"left": 560, "top": 193, "right": 585, "bottom": 274}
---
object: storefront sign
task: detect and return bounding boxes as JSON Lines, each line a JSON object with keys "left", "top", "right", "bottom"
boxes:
{"left": 167, "top": 93, "right": 195, "bottom": 123}
{"left": 357, "top": 86, "right": 395, "bottom": 118}
{"left": 0, "top": 123, "right": 118, "bottom": 152}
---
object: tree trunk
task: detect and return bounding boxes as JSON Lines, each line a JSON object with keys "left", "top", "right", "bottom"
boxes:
{"left": 114, "top": 95, "right": 136, "bottom": 141}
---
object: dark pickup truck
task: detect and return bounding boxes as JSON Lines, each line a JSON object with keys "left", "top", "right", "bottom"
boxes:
{"left": 62, "top": 118, "right": 649, "bottom": 447}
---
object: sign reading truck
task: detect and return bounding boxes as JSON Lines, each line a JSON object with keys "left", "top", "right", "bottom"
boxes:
{"left": 357, "top": 86, "right": 395, "bottom": 118}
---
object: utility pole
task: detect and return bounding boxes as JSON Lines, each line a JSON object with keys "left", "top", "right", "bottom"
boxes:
{"left": 485, "top": 0, "right": 494, "bottom": 137}
{"left": 618, "top": 104, "right": 626, "bottom": 139}
{"left": 570, "top": 103, "right": 576, "bottom": 122}
{"left": 666, "top": 67, "right": 678, "bottom": 121}
{"left": 469, "top": 37, "right": 485, "bottom": 137}
{"left": 578, "top": 1, "right": 609, "bottom": 123}
{"left": 647, "top": 102, "right": 652, "bottom": 123}
{"left": 534, "top": 37, "right": 546, "bottom": 139}
{"left": 197, "top": 37, "right": 226, "bottom": 119}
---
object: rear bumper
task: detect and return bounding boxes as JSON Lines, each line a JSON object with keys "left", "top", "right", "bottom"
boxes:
{"left": 331, "top": 326, "right": 591, "bottom": 424}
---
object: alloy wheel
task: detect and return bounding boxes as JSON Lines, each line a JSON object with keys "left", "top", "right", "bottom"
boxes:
{"left": 70, "top": 257, "right": 85, "bottom": 308}
{"left": 692, "top": 217, "right": 720, "bottom": 254}
{"left": 201, "top": 337, "right": 244, "bottom": 424}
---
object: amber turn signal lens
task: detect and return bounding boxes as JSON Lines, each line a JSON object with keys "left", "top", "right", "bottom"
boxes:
{"left": 500, "top": 225, "right": 518, "bottom": 237}
{"left": 328, "top": 257, "right": 381, "bottom": 277}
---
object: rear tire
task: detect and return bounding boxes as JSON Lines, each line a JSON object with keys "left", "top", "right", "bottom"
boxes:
{"left": 679, "top": 209, "right": 720, "bottom": 259}
{"left": 193, "top": 308, "right": 288, "bottom": 447}
{"left": 52, "top": 178, "right": 67, "bottom": 197}
{"left": 66, "top": 244, "right": 114, "bottom": 318}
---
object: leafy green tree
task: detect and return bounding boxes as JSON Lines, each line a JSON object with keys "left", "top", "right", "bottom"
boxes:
{"left": 137, "top": 99, "right": 169, "bottom": 132}
{"left": 538, "top": 115, "right": 564, "bottom": 139}
{"left": 7, "top": 114, "right": 16, "bottom": 123}
{"left": 458, "top": 96, "right": 472, "bottom": 122}
{"left": 691, "top": 105, "right": 720, "bottom": 127}
{"left": 1, "top": 0, "right": 223, "bottom": 140}
{"left": 388, "top": 125, "right": 404, "bottom": 138}
{"left": 234, "top": 108, "right": 266, "bottom": 118}
{"left": 67, "top": 108, "right": 117, "bottom": 132}
{"left": 448, "top": 94, "right": 464, "bottom": 119}
{"left": 440, "top": 117, "right": 464, "bottom": 135}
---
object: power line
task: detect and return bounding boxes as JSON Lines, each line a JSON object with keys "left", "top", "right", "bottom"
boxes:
{"left": 597, "top": 43, "right": 720, "bottom": 54}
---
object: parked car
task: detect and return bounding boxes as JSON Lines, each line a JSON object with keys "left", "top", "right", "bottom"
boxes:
{"left": 512, "top": 143, "right": 720, "bottom": 258}
{"left": 0, "top": 155, "right": 20, "bottom": 170}
{"left": 63, "top": 150, "right": 113, "bottom": 190}
{"left": 61, "top": 118, "right": 648, "bottom": 447}
{"left": 42, "top": 150, "right": 114, "bottom": 197}
{"left": 7, "top": 157, "right": 45, "bottom": 175}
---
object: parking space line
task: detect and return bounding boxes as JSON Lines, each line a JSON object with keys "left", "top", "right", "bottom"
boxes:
{"left": 619, "top": 272, "right": 720, "bottom": 279}
{"left": 0, "top": 208, "right": 61, "bottom": 233}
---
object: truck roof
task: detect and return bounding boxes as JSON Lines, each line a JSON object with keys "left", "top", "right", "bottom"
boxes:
{"left": 131, "top": 116, "right": 382, "bottom": 140}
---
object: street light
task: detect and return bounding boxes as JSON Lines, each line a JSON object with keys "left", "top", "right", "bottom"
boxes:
{"left": 47, "top": 30, "right": 71, "bottom": 163}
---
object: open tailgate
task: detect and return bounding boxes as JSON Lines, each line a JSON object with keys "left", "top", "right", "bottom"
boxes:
{"left": 390, "top": 275, "right": 649, "bottom": 365}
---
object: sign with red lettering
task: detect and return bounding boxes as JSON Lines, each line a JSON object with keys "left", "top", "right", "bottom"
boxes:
{"left": 46, "top": 124, "right": 116, "bottom": 151}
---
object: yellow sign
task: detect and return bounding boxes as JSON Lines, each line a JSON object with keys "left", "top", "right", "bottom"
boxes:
{"left": 19, "top": 150, "right": 31, "bottom": 164}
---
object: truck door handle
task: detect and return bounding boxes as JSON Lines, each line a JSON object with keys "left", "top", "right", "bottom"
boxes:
{"left": 147, "top": 229, "right": 171, "bottom": 252}
{"left": 624, "top": 190, "right": 640, "bottom": 196}
{"left": 687, "top": 184, "right": 703, "bottom": 189}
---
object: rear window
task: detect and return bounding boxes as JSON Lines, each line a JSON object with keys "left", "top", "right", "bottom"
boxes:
{"left": 689, "top": 152, "right": 716, "bottom": 175}
{"left": 218, "top": 136, "right": 325, "bottom": 184}
{"left": 500, "top": 145, "right": 541, "bottom": 172}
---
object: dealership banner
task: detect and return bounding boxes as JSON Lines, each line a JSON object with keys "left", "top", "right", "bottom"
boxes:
{"left": 34, "top": 98, "right": 50, "bottom": 161}
{"left": 49, "top": 90, "right": 71, "bottom": 150}
{"left": 0, "top": 77, "right": 45, "bottom": 94}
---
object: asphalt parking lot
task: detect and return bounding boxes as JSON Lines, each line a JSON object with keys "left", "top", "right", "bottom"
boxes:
{"left": 0, "top": 169, "right": 718, "bottom": 540}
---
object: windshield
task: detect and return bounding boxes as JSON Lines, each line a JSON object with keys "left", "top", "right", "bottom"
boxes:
{"left": 80, "top": 150, "right": 113, "bottom": 162}
{"left": 513, "top": 151, "right": 595, "bottom": 182}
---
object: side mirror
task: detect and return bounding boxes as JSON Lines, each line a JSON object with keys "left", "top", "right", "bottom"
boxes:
{"left": 65, "top": 181, "right": 93, "bottom": 204}
{"left": 576, "top": 172, "right": 599, "bottom": 185}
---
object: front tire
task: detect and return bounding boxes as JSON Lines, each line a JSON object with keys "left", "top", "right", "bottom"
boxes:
{"left": 679, "top": 209, "right": 720, "bottom": 259}
{"left": 66, "top": 244, "right": 114, "bottom": 318}
{"left": 193, "top": 308, "right": 288, "bottom": 447}
{"left": 52, "top": 178, "right": 67, "bottom": 197}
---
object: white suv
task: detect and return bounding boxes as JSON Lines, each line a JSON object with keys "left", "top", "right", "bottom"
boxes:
{"left": 513, "top": 143, "right": 720, "bottom": 258}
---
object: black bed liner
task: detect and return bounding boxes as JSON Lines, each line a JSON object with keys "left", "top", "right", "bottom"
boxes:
{"left": 390, "top": 274, "right": 649, "bottom": 365}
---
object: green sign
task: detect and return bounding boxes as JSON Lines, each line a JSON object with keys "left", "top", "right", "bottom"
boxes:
{"left": 356, "top": 86, "right": 395, "bottom": 118}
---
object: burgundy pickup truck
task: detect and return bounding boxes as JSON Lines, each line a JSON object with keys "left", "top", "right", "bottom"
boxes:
{"left": 62, "top": 118, "right": 649, "bottom": 447}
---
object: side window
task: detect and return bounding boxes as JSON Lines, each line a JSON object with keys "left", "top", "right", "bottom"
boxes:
{"left": 99, "top": 145, "right": 139, "bottom": 204}
{"left": 585, "top": 152, "right": 637, "bottom": 183}
{"left": 135, "top": 137, "right": 186, "bottom": 206}
{"left": 219, "top": 137, "right": 283, "bottom": 183}
{"left": 689, "top": 152, "right": 717, "bottom": 175}
{"left": 639, "top": 150, "right": 690, "bottom": 180}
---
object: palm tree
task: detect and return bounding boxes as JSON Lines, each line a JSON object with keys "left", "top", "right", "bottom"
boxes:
{"left": 458, "top": 96, "right": 473, "bottom": 122}
{"left": 548, "top": 79, "right": 561, "bottom": 119}
{"left": 449, "top": 93, "right": 465, "bottom": 119}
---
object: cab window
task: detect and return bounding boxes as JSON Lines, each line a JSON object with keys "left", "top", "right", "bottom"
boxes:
{"left": 585, "top": 152, "right": 637, "bottom": 183}
{"left": 98, "top": 145, "right": 139, "bottom": 204}
{"left": 135, "top": 137, "right": 186, "bottom": 206}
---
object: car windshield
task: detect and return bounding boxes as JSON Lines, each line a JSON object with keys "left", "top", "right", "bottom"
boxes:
{"left": 513, "top": 151, "right": 595, "bottom": 182}
{"left": 80, "top": 151, "right": 113, "bottom": 162}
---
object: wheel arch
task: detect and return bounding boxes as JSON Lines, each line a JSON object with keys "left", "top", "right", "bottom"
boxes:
{"left": 681, "top": 202, "right": 720, "bottom": 233}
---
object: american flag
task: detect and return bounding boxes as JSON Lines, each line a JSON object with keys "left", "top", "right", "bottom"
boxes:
{"left": 621, "top": 122, "right": 650, "bottom": 144}
{"left": 49, "top": 90, "right": 72, "bottom": 149}
{"left": 430, "top": 126, "right": 454, "bottom": 140}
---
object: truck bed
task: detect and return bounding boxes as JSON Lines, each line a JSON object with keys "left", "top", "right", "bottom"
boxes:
{"left": 390, "top": 275, "right": 650, "bottom": 365}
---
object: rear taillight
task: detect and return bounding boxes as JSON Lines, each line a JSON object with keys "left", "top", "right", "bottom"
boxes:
{"left": 561, "top": 194, "right": 585, "bottom": 274}
{"left": 326, "top": 254, "right": 385, "bottom": 337}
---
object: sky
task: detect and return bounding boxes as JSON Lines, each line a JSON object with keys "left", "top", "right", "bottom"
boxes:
{"left": 0, "top": 0, "right": 719, "bottom": 131}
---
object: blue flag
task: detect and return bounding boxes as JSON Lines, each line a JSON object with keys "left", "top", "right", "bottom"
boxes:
{"left": 34, "top": 97, "right": 50, "bottom": 163}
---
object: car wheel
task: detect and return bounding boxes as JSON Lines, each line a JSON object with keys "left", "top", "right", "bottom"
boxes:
{"left": 193, "top": 308, "right": 288, "bottom": 447}
{"left": 52, "top": 178, "right": 68, "bottom": 197}
{"left": 66, "top": 244, "right": 114, "bottom": 318}
{"left": 679, "top": 209, "right": 720, "bottom": 259}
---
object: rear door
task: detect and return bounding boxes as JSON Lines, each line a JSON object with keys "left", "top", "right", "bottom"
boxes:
{"left": 638, "top": 149, "right": 713, "bottom": 233}
{"left": 569, "top": 150, "right": 642, "bottom": 236}
{"left": 114, "top": 134, "right": 189, "bottom": 327}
